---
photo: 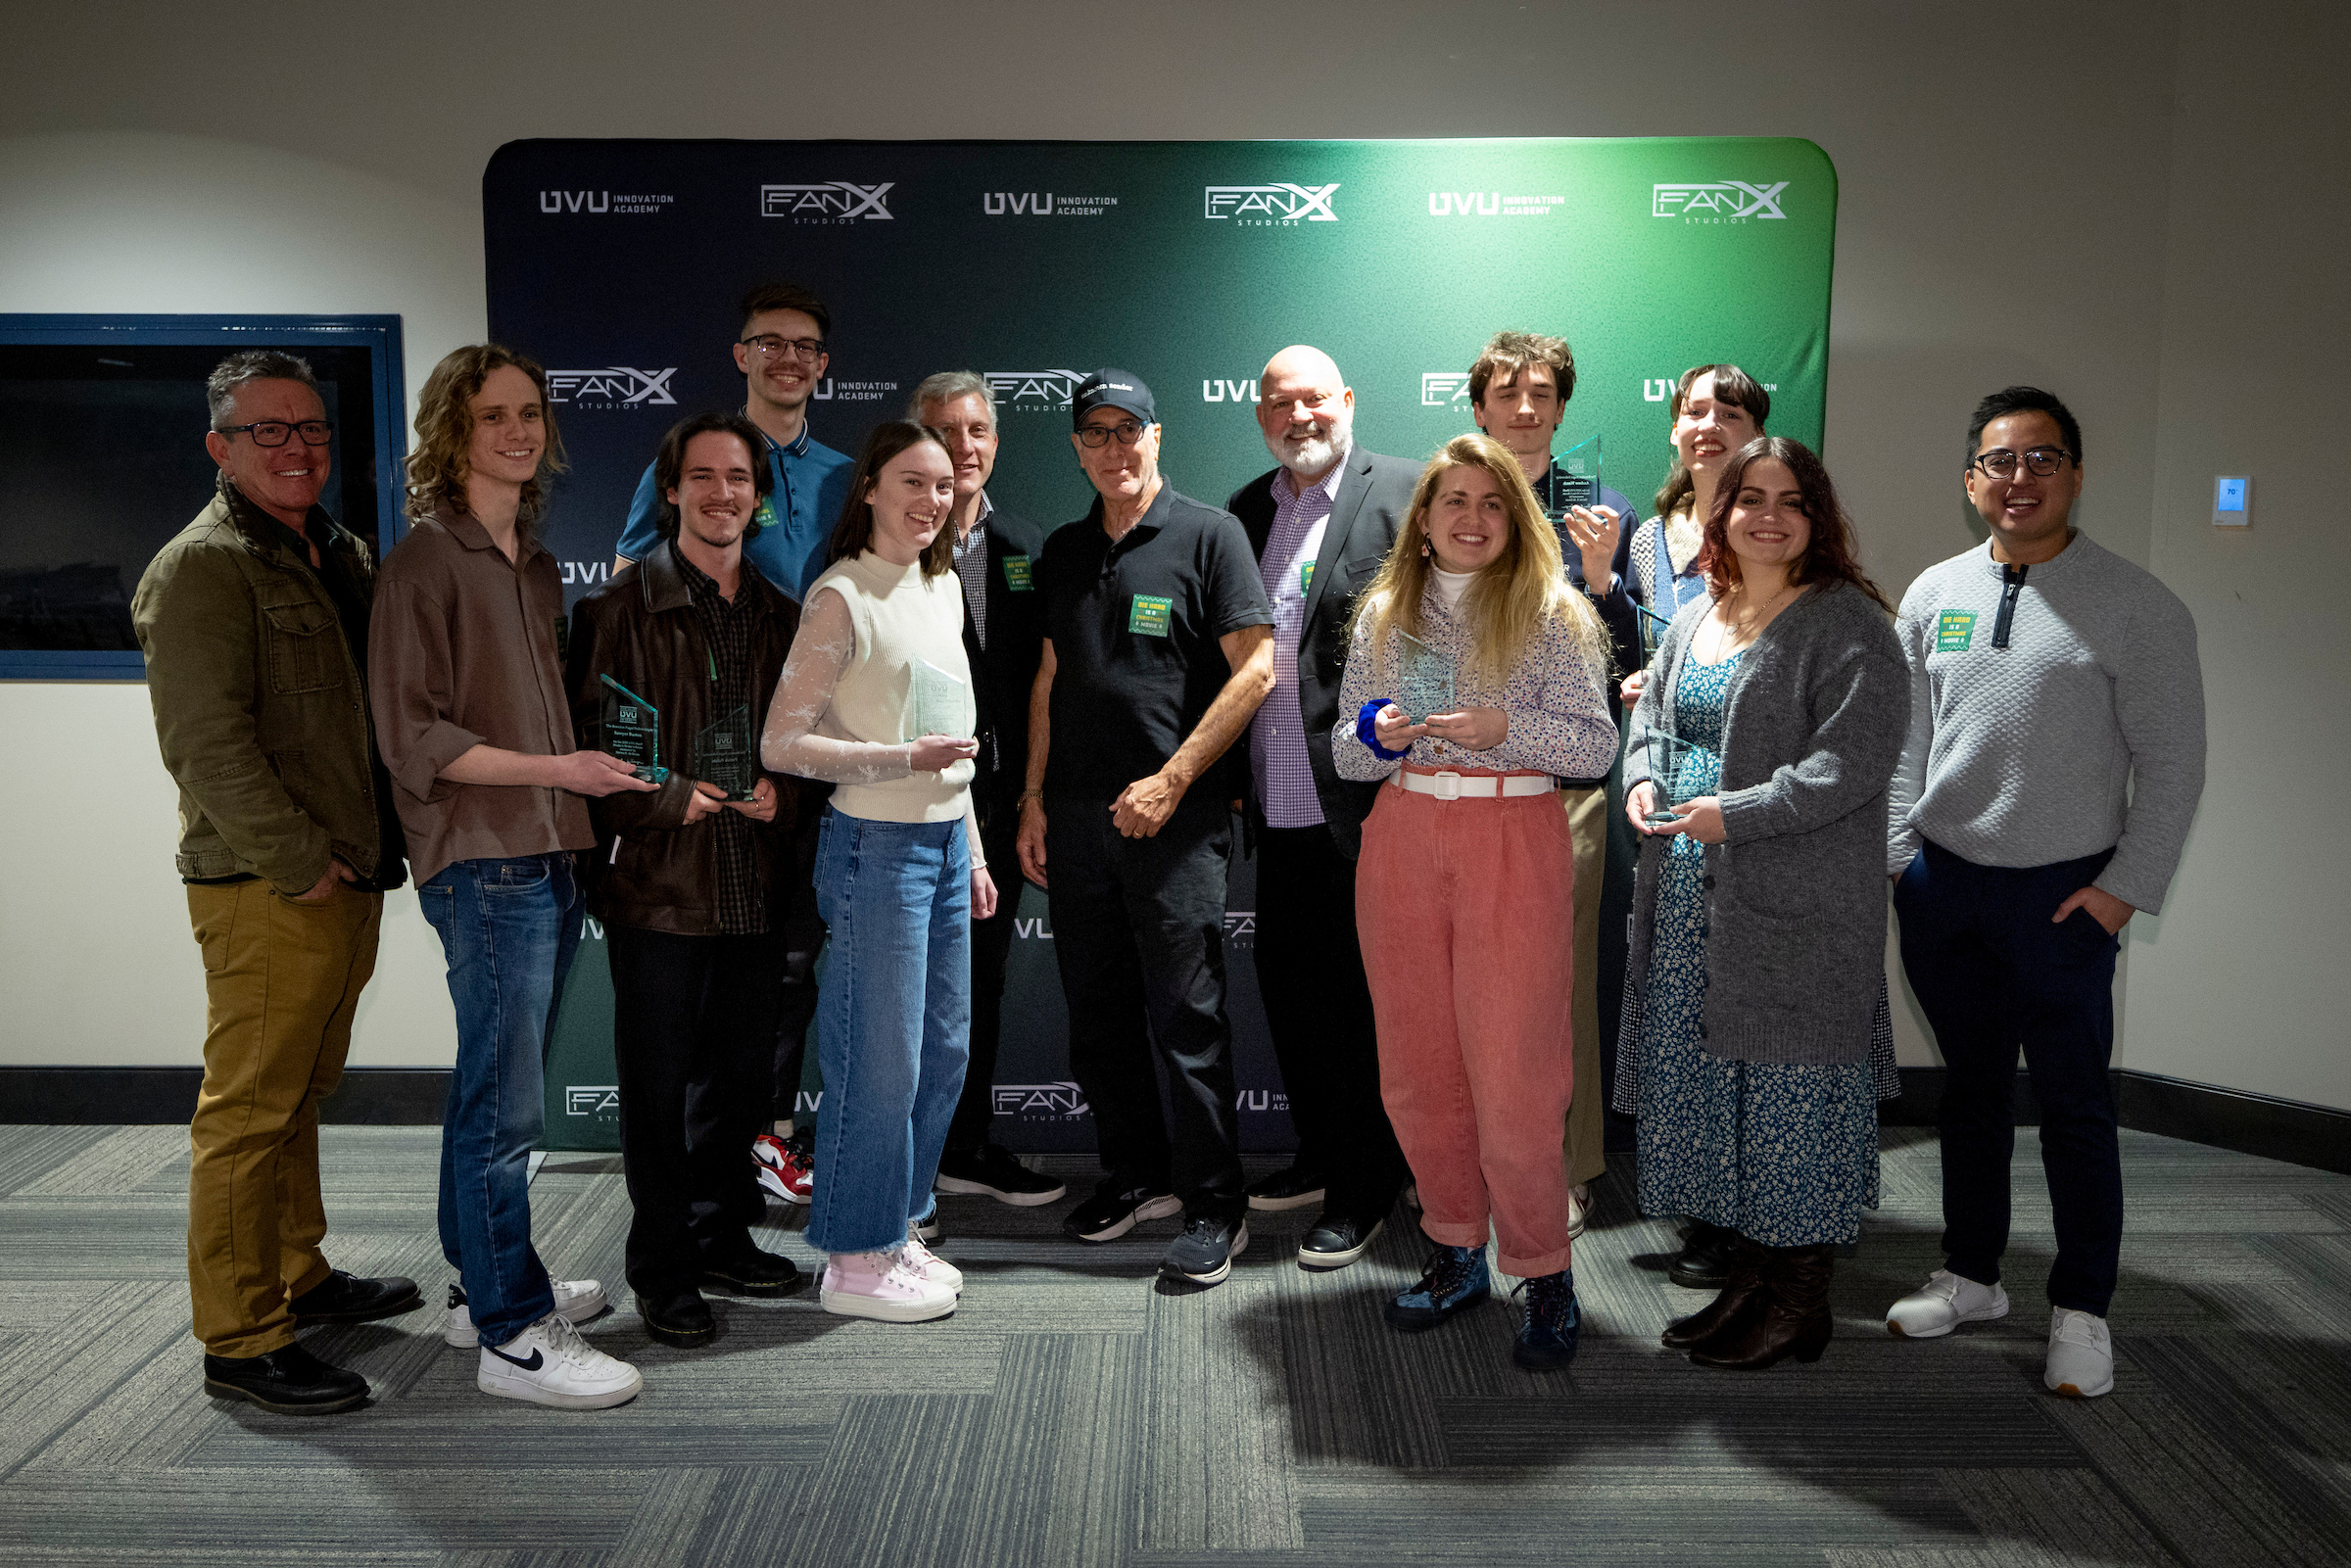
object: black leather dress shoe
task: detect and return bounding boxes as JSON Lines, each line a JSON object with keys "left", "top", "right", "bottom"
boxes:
{"left": 203, "top": 1344, "right": 369, "bottom": 1415}
{"left": 289, "top": 1269, "right": 424, "bottom": 1326}
{"left": 700, "top": 1246, "right": 805, "bottom": 1298}
{"left": 1245, "top": 1164, "right": 1327, "bottom": 1212}
{"left": 1668, "top": 1221, "right": 1741, "bottom": 1291}
{"left": 639, "top": 1286, "right": 717, "bottom": 1348}
{"left": 1298, "top": 1212, "right": 1385, "bottom": 1271}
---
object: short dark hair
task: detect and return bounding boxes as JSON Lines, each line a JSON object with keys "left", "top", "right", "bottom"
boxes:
{"left": 1467, "top": 329, "right": 1576, "bottom": 406}
{"left": 1967, "top": 386, "right": 2082, "bottom": 468}
{"left": 1654, "top": 363, "right": 1772, "bottom": 519}
{"left": 651, "top": 412, "right": 773, "bottom": 539}
{"left": 827, "top": 421, "right": 955, "bottom": 578}
{"left": 1703, "top": 435, "right": 1892, "bottom": 613}
{"left": 740, "top": 281, "right": 832, "bottom": 341}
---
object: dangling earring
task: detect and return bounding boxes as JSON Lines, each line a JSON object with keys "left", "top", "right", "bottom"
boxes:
{"left": 1418, "top": 534, "right": 1432, "bottom": 559}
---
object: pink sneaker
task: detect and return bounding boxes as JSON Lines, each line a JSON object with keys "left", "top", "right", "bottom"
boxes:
{"left": 902, "top": 1225, "right": 963, "bottom": 1295}
{"left": 819, "top": 1250, "right": 956, "bottom": 1322}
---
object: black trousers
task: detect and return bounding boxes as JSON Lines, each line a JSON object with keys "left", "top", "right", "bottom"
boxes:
{"left": 1895, "top": 837, "right": 2124, "bottom": 1316}
{"left": 946, "top": 805, "right": 1024, "bottom": 1154}
{"left": 1044, "top": 793, "right": 1245, "bottom": 1220}
{"left": 608, "top": 925, "right": 784, "bottom": 1298}
{"left": 1253, "top": 824, "right": 1407, "bottom": 1218}
{"left": 772, "top": 782, "right": 830, "bottom": 1127}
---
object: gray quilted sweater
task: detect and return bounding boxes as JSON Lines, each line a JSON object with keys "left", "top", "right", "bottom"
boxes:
{"left": 1617, "top": 579, "right": 1910, "bottom": 1068}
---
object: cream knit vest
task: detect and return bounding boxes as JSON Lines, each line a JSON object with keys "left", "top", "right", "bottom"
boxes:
{"left": 810, "top": 551, "right": 976, "bottom": 823}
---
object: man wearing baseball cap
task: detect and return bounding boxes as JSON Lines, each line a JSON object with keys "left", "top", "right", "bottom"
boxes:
{"left": 1016, "top": 370, "right": 1275, "bottom": 1287}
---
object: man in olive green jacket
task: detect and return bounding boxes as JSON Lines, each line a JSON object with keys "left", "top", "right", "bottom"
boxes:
{"left": 131, "top": 351, "right": 420, "bottom": 1417}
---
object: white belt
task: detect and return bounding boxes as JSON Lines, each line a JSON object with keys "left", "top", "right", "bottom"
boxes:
{"left": 1394, "top": 770, "right": 1558, "bottom": 802}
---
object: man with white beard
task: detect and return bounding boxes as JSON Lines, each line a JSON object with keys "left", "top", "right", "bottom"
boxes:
{"left": 1224, "top": 346, "right": 1419, "bottom": 1269}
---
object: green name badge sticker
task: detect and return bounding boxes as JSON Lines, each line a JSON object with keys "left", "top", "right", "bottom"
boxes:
{"left": 751, "top": 497, "right": 779, "bottom": 533}
{"left": 1003, "top": 553, "right": 1033, "bottom": 592}
{"left": 1128, "top": 594, "right": 1174, "bottom": 638}
{"left": 1301, "top": 560, "right": 1315, "bottom": 594}
{"left": 1935, "top": 609, "right": 1977, "bottom": 652}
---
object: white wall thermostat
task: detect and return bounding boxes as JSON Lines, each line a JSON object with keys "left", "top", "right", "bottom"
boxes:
{"left": 2214, "top": 476, "right": 2251, "bottom": 528}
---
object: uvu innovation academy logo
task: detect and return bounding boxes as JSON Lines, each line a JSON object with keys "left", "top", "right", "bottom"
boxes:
{"left": 538, "top": 190, "right": 674, "bottom": 216}
{"left": 1426, "top": 190, "right": 1565, "bottom": 217}
{"left": 985, "top": 368, "right": 1087, "bottom": 411}
{"left": 1652, "top": 180, "right": 1789, "bottom": 222}
{"left": 982, "top": 191, "right": 1119, "bottom": 218}
{"left": 546, "top": 366, "right": 678, "bottom": 408}
{"left": 760, "top": 181, "right": 894, "bottom": 223}
{"left": 1204, "top": 182, "right": 1339, "bottom": 225}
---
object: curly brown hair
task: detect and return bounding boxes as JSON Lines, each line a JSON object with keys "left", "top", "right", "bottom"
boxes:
{"left": 404, "top": 344, "right": 568, "bottom": 523}
{"left": 1703, "top": 436, "right": 1891, "bottom": 612}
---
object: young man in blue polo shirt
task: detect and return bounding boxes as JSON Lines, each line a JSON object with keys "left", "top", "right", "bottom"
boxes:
{"left": 614, "top": 281, "right": 853, "bottom": 1191}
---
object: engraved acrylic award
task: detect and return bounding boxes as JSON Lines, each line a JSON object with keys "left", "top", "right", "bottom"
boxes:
{"left": 1636, "top": 601, "right": 1676, "bottom": 659}
{"left": 1553, "top": 432, "right": 1603, "bottom": 512}
{"left": 1396, "top": 632, "right": 1457, "bottom": 724}
{"left": 598, "top": 674, "right": 668, "bottom": 785}
{"left": 693, "top": 704, "right": 758, "bottom": 801}
{"left": 1639, "top": 730, "right": 1717, "bottom": 826}
{"left": 904, "top": 658, "right": 971, "bottom": 741}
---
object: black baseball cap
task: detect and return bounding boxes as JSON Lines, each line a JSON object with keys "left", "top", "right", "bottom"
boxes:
{"left": 1072, "top": 368, "right": 1155, "bottom": 430}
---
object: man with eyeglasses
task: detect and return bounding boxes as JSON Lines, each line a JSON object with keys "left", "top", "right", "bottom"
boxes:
{"left": 1885, "top": 385, "right": 2206, "bottom": 1402}
{"left": 1466, "top": 329, "right": 1642, "bottom": 1238}
{"left": 1222, "top": 345, "right": 1415, "bottom": 1269}
{"left": 1016, "top": 369, "right": 1275, "bottom": 1287}
{"left": 614, "top": 282, "right": 853, "bottom": 1180}
{"left": 132, "top": 351, "right": 419, "bottom": 1415}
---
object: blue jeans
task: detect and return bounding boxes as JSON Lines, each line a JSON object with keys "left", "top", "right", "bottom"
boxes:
{"left": 1895, "top": 837, "right": 2122, "bottom": 1316}
{"left": 416, "top": 853, "right": 584, "bottom": 1346}
{"left": 807, "top": 808, "right": 972, "bottom": 1255}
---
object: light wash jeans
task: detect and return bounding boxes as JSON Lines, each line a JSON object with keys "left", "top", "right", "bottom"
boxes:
{"left": 416, "top": 853, "right": 583, "bottom": 1346}
{"left": 806, "top": 808, "right": 971, "bottom": 1255}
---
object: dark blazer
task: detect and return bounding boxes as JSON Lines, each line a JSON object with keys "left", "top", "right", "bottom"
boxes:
{"left": 961, "top": 499, "right": 1049, "bottom": 832}
{"left": 1226, "top": 445, "right": 1421, "bottom": 858}
{"left": 564, "top": 539, "right": 799, "bottom": 936}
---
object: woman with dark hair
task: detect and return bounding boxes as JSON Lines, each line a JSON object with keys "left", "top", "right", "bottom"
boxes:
{"left": 1615, "top": 435, "right": 1909, "bottom": 1371}
{"left": 760, "top": 421, "right": 994, "bottom": 1323}
{"left": 1627, "top": 364, "right": 1769, "bottom": 657}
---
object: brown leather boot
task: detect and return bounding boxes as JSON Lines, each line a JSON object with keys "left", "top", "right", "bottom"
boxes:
{"left": 1689, "top": 1244, "right": 1835, "bottom": 1370}
{"left": 1661, "top": 1235, "right": 1770, "bottom": 1350}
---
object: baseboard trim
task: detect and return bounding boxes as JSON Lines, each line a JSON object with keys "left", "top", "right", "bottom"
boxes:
{"left": 0, "top": 1067, "right": 449, "bottom": 1127}
{"left": 6, "top": 1064, "right": 2346, "bottom": 1174}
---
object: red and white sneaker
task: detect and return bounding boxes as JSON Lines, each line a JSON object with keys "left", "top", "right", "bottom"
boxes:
{"left": 753, "top": 1133, "right": 814, "bottom": 1205}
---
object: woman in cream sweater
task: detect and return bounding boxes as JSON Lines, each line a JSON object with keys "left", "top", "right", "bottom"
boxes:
{"left": 761, "top": 421, "right": 997, "bottom": 1323}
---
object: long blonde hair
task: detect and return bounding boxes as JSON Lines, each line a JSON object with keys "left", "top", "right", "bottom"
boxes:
{"left": 1352, "top": 433, "right": 1607, "bottom": 690}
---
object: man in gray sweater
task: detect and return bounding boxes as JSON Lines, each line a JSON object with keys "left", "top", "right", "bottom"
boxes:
{"left": 1884, "top": 386, "right": 2206, "bottom": 1401}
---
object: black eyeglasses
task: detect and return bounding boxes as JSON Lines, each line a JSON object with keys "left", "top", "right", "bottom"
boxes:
{"left": 1076, "top": 420, "right": 1149, "bottom": 449}
{"left": 742, "top": 335, "right": 827, "bottom": 362}
{"left": 216, "top": 419, "right": 334, "bottom": 448}
{"left": 1970, "top": 446, "right": 2072, "bottom": 479}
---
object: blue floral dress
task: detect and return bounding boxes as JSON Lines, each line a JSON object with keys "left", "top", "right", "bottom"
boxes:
{"left": 1634, "top": 650, "right": 1881, "bottom": 1247}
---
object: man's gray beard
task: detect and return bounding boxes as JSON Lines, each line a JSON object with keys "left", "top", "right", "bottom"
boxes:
{"left": 1266, "top": 416, "right": 1352, "bottom": 478}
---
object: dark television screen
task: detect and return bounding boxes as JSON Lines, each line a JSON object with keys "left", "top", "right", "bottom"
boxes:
{"left": 0, "top": 316, "right": 405, "bottom": 679}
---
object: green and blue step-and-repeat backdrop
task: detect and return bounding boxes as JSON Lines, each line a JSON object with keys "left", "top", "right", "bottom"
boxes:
{"left": 479, "top": 136, "right": 1838, "bottom": 1152}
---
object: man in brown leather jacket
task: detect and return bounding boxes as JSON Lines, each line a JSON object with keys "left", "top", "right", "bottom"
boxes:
{"left": 564, "top": 410, "right": 805, "bottom": 1346}
{"left": 131, "top": 351, "right": 420, "bottom": 1416}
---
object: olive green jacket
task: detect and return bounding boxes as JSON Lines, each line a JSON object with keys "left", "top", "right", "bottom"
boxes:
{"left": 131, "top": 482, "right": 403, "bottom": 894}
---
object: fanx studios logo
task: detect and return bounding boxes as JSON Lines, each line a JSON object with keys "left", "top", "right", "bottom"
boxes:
{"left": 1652, "top": 181, "right": 1789, "bottom": 222}
{"left": 992, "top": 1082, "right": 1091, "bottom": 1118}
{"left": 546, "top": 367, "right": 678, "bottom": 408}
{"left": 565, "top": 1085, "right": 619, "bottom": 1116}
{"left": 1421, "top": 372, "right": 1474, "bottom": 406}
{"left": 760, "top": 181, "right": 895, "bottom": 223}
{"left": 985, "top": 369, "right": 1088, "bottom": 410}
{"left": 1204, "top": 182, "right": 1339, "bottom": 224}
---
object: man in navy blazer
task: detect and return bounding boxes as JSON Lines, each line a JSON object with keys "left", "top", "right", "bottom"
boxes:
{"left": 1225, "top": 345, "right": 1416, "bottom": 1269}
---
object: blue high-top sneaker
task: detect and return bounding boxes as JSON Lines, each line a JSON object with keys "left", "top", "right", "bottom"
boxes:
{"left": 1385, "top": 1244, "right": 1491, "bottom": 1332}
{"left": 1511, "top": 1267, "right": 1582, "bottom": 1370}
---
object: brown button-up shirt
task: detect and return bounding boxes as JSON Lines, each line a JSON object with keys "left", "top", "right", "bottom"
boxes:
{"left": 368, "top": 501, "right": 593, "bottom": 884}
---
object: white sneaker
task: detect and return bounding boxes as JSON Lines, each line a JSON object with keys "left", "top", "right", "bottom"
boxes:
{"left": 820, "top": 1250, "right": 957, "bottom": 1322}
{"left": 1887, "top": 1269, "right": 2010, "bottom": 1339}
{"left": 902, "top": 1225, "right": 963, "bottom": 1295}
{"left": 445, "top": 1280, "right": 608, "bottom": 1348}
{"left": 1566, "top": 1183, "right": 1591, "bottom": 1240}
{"left": 2044, "top": 1307, "right": 2115, "bottom": 1398}
{"left": 478, "top": 1312, "right": 643, "bottom": 1408}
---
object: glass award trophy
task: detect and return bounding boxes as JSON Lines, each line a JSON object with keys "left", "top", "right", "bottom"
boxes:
{"left": 1396, "top": 632, "right": 1456, "bottom": 724}
{"left": 904, "top": 658, "right": 970, "bottom": 741}
{"left": 1553, "top": 432, "right": 1603, "bottom": 512}
{"left": 693, "top": 704, "right": 758, "bottom": 801}
{"left": 1639, "top": 730, "right": 1717, "bottom": 826}
{"left": 598, "top": 674, "right": 668, "bottom": 785}
{"left": 1636, "top": 601, "right": 1676, "bottom": 659}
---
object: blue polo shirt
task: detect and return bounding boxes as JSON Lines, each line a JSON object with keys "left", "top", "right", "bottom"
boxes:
{"left": 614, "top": 419, "right": 853, "bottom": 603}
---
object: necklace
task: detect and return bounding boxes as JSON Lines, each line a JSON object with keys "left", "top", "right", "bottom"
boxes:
{"left": 1704, "top": 579, "right": 1799, "bottom": 659}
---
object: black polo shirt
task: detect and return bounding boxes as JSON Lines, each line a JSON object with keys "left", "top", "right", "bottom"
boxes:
{"left": 1039, "top": 482, "right": 1271, "bottom": 800}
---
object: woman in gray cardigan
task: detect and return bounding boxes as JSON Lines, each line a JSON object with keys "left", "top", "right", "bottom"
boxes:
{"left": 1616, "top": 436, "right": 1909, "bottom": 1372}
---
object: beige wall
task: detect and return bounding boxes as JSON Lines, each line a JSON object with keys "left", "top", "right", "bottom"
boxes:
{"left": 2, "top": 3, "right": 2340, "bottom": 1106}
